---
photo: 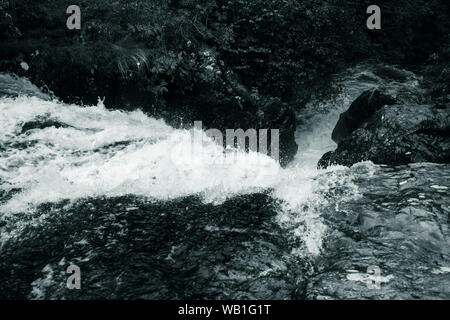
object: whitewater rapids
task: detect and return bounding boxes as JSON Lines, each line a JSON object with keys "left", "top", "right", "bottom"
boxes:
{"left": 1, "top": 65, "right": 448, "bottom": 300}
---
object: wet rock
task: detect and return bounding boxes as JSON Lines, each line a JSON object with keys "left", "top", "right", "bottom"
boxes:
{"left": 190, "top": 95, "right": 298, "bottom": 167}
{"left": 307, "top": 163, "right": 450, "bottom": 300}
{"left": 320, "top": 99, "right": 450, "bottom": 168}
{"left": 0, "top": 73, "right": 50, "bottom": 100}
{"left": 317, "top": 151, "right": 333, "bottom": 170}
{"left": 20, "top": 116, "right": 71, "bottom": 133}
{"left": 257, "top": 98, "right": 298, "bottom": 166}
{"left": 331, "top": 89, "right": 396, "bottom": 143}
{"left": 372, "top": 65, "right": 416, "bottom": 82}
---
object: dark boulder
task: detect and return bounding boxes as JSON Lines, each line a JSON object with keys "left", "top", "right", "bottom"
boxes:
{"left": 317, "top": 151, "right": 334, "bottom": 169}
{"left": 192, "top": 95, "right": 298, "bottom": 167}
{"left": 20, "top": 117, "right": 71, "bottom": 134}
{"left": 319, "top": 103, "right": 450, "bottom": 168}
{"left": 331, "top": 89, "right": 396, "bottom": 143}
{"left": 257, "top": 98, "right": 298, "bottom": 166}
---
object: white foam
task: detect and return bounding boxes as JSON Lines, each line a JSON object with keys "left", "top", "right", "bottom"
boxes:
{"left": 431, "top": 267, "right": 450, "bottom": 274}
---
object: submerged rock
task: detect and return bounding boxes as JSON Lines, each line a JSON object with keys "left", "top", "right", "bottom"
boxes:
{"left": 320, "top": 90, "right": 450, "bottom": 168}
{"left": 20, "top": 116, "right": 72, "bottom": 133}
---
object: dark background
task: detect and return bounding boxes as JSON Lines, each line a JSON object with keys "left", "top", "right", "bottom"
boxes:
{"left": 1, "top": 0, "right": 449, "bottom": 118}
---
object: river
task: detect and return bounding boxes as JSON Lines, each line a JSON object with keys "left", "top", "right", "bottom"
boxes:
{"left": 0, "top": 65, "right": 448, "bottom": 299}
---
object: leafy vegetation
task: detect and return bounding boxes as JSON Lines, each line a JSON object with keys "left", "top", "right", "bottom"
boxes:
{"left": 1, "top": 0, "right": 449, "bottom": 122}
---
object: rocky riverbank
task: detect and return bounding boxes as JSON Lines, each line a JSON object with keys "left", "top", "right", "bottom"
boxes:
{"left": 308, "top": 163, "right": 450, "bottom": 300}
{"left": 319, "top": 88, "right": 449, "bottom": 168}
